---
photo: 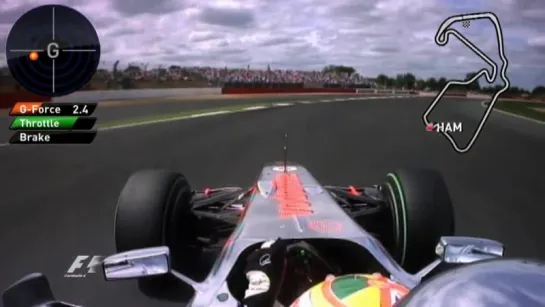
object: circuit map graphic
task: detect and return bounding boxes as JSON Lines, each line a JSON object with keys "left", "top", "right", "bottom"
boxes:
{"left": 422, "top": 12, "right": 510, "bottom": 154}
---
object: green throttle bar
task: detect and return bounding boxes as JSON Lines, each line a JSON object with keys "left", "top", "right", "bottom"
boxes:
{"left": 9, "top": 116, "right": 96, "bottom": 130}
{"left": 10, "top": 116, "right": 79, "bottom": 130}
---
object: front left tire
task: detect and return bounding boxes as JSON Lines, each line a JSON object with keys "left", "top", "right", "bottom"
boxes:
{"left": 114, "top": 169, "right": 195, "bottom": 254}
{"left": 114, "top": 170, "right": 198, "bottom": 298}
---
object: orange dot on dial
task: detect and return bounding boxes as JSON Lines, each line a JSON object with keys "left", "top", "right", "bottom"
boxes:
{"left": 29, "top": 51, "right": 39, "bottom": 61}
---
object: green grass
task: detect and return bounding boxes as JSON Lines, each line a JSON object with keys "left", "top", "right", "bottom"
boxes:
{"left": 486, "top": 101, "right": 545, "bottom": 122}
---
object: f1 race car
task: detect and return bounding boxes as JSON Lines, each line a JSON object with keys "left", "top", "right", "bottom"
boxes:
{"left": 2, "top": 162, "right": 507, "bottom": 307}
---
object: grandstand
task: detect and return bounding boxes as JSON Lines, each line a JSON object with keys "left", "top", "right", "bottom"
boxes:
{"left": 0, "top": 63, "right": 376, "bottom": 91}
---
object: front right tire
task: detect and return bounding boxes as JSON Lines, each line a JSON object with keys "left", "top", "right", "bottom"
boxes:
{"left": 384, "top": 169, "right": 455, "bottom": 273}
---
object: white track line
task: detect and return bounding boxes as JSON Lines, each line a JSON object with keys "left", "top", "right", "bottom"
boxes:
{"left": 480, "top": 101, "right": 545, "bottom": 125}
{"left": 189, "top": 111, "right": 230, "bottom": 118}
{"left": 0, "top": 96, "right": 413, "bottom": 146}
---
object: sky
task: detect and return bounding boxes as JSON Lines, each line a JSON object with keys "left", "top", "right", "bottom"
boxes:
{"left": 1, "top": 0, "right": 544, "bottom": 89}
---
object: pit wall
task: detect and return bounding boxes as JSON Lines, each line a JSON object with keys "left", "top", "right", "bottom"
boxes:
{"left": 1, "top": 87, "right": 379, "bottom": 109}
{"left": 10, "top": 87, "right": 543, "bottom": 110}
{"left": 1, "top": 92, "right": 51, "bottom": 109}
{"left": 1, "top": 88, "right": 222, "bottom": 109}
{"left": 0, "top": 87, "right": 463, "bottom": 110}
{"left": 221, "top": 87, "right": 356, "bottom": 94}
{"left": 220, "top": 87, "right": 419, "bottom": 95}
{"left": 51, "top": 88, "right": 223, "bottom": 103}
{"left": 4, "top": 85, "right": 544, "bottom": 110}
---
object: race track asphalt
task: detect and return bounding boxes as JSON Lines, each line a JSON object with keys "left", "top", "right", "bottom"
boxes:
{"left": 0, "top": 94, "right": 359, "bottom": 143}
{"left": 0, "top": 95, "right": 544, "bottom": 307}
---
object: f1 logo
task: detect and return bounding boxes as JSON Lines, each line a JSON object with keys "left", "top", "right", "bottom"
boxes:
{"left": 65, "top": 255, "right": 103, "bottom": 278}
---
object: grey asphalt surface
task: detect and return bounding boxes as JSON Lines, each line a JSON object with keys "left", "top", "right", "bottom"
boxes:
{"left": 0, "top": 94, "right": 358, "bottom": 143}
{"left": 0, "top": 96, "right": 544, "bottom": 307}
{"left": 91, "top": 94, "right": 360, "bottom": 123}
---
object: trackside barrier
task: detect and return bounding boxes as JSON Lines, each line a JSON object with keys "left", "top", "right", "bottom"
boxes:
{"left": 52, "top": 87, "right": 222, "bottom": 103}
{"left": 418, "top": 91, "right": 469, "bottom": 98}
{"left": 221, "top": 87, "right": 356, "bottom": 94}
{"left": 1, "top": 92, "right": 51, "bottom": 109}
{"left": 506, "top": 97, "right": 545, "bottom": 102}
{"left": 221, "top": 87, "right": 419, "bottom": 95}
{"left": 355, "top": 89, "right": 417, "bottom": 95}
{"left": 1, "top": 88, "right": 223, "bottom": 109}
{"left": 443, "top": 91, "right": 467, "bottom": 97}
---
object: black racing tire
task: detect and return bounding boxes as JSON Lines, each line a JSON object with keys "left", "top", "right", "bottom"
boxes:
{"left": 114, "top": 170, "right": 195, "bottom": 253}
{"left": 114, "top": 170, "right": 196, "bottom": 298}
{"left": 384, "top": 169, "right": 455, "bottom": 273}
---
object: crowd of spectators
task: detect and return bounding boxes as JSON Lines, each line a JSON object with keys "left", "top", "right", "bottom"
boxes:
{"left": 93, "top": 64, "right": 375, "bottom": 87}
{"left": 1, "top": 64, "right": 376, "bottom": 89}
{"left": 186, "top": 66, "right": 373, "bottom": 86}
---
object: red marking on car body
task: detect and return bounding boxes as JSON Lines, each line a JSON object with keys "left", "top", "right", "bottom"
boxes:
{"left": 348, "top": 185, "right": 361, "bottom": 196}
{"left": 273, "top": 173, "right": 313, "bottom": 218}
{"left": 307, "top": 220, "right": 343, "bottom": 233}
{"left": 204, "top": 188, "right": 211, "bottom": 196}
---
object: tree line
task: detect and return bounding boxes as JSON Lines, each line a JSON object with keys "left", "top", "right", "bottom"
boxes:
{"left": 323, "top": 65, "right": 545, "bottom": 96}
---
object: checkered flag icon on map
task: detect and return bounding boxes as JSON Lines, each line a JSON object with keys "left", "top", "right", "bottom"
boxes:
{"left": 463, "top": 21, "right": 470, "bottom": 28}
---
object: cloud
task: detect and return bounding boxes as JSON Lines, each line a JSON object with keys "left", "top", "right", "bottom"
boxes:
{"left": 1, "top": 0, "right": 544, "bottom": 89}
{"left": 110, "top": 0, "right": 185, "bottom": 16}
{"left": 196, "top": 5, "right": 255, "bottom": 28}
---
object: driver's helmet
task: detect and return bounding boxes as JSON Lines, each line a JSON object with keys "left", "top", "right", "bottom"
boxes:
{"left": 290, "top": 273, "right": 409, "bottom": 307}
{"left": 397, "top": 258, "right": 545, "bottom": 307}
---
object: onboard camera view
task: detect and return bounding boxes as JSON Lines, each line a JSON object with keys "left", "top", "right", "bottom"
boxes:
{"left": 1, "top": 1, "right": 544, "bottom": 307}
